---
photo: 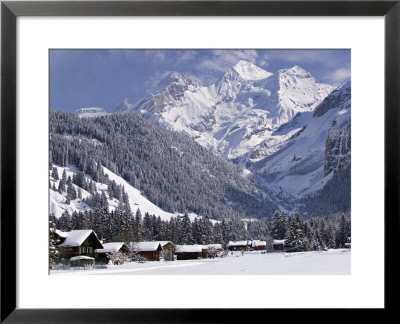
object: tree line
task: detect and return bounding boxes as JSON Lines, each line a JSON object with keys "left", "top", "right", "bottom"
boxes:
{"left": 51, "top": 208, "right": 351, "bottom": 252}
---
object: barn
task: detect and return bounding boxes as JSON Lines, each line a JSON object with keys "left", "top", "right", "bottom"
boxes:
{"left": 273, "top": 239, "right": 286, "bottom": 252}
{"left": 175, "top": 245, "right": 203, "bottom": 260}
{"left": 130, "top": 242, "right": 162, "bottom": 261}
{"left": 56, "top": 230, "right": 103, "bottom": 260}
{"left": 201, "top": 244, "right": 223, "bottom": 258}
{"left": 251, "top": 240, "right": 267, "bottom": 251}
{"left": 226, "top": 241, "right": 249, "bottom": 251}
{"left": 95, "top": 242, "right": 131, "bottom": 264}
{"left": 156, "top": 241, "right": 175, "bottom": 261}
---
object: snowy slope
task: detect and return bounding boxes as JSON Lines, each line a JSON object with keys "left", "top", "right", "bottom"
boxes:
{"left": 76, "top": 107, "right": 108, "bottom": 118}
{"left": 50, "top": 164, "right": 217, "bottom": 223}
{"left": 254, "top": 81, "right": 351, "bottom": 198}
{"left": 116, "top": 61, "right": 334, "bottom": 165}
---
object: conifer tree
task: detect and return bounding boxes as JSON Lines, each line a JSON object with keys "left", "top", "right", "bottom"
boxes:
{"left": 134, "top": 209, "right": 143, "bottom": 242}
{"left": 285, "top": 214, "right": 308, "bottom": 252}
{"left": 49, "top": 215, "right": 61, "bottom": 269}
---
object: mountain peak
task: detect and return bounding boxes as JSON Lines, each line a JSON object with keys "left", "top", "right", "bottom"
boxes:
{"left": 280, "top": 65, "right": 312, "bottom": 78}
{"left": 156, "top": 71, "right": 200, "bottom": 90}
{"left": 232, "top": 60, "right": 273, "bottom": 81}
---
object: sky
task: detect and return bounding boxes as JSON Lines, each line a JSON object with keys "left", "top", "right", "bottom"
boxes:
{"left": 50, "top": 49, "right": 350, "bottom": 113}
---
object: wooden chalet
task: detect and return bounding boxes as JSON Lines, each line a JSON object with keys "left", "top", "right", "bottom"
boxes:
{"left": 251, "top": 240, "right": 267, "bottom": 251}
{"left": 175, "top": 245, "right": 203, "bottom": 260}
{"left": 95, "top": 242, "right": 131, "bottom": 264}
{"left": 201, "top": 244, "right": 223, "bottom": 258}
{"left": 272, "top": 239, "right": 286, "bottom": 252}
{"left": 226, "top": 241, "right": 249, "bottom": 251}
{"left": 130, "top": 242, "right": 162, "bottom": 261}
{"left": 56, "top": 230, "right": 103, "bottom": 260}
{"left": 158, "top": 241, "right": 174, "bottom": 251}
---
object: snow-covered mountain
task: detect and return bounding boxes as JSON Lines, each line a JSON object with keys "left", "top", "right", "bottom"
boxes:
{"left": 116, "top": 60, "right": 335, "bottom": 165}
{"left": 50, "top": 164, "right": 217, "bottom": 224}
{"left": 254, "top": 81, "right": 351, "bottom": 199}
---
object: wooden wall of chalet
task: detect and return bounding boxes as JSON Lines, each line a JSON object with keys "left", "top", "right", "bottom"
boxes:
{"left": 228, "top": 245, "right": 247, "bottom": 251}
{"left": 138, "top": 251, "right": 160, "bottom": 261}
{"left": 176, "top": 252, "right": 201, "bottom": 260}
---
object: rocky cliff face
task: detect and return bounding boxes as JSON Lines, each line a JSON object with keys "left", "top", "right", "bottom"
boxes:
{"left": 324, "top": 121, "right": 351, "bottom": 176}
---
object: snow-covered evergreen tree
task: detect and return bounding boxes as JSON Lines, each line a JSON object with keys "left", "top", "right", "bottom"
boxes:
{"left": 285, "top": 214, "right": 308, "bottom": 252}
{"left": 49, "top": 214, "right": 61, "bottom": 269}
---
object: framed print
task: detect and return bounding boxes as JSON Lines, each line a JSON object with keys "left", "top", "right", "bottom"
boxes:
{"left": 1, "top": 0, "right": 399, "bottom": 322}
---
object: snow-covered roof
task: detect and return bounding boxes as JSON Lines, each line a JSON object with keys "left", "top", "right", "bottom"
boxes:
{"left": 70, "top": 255, "right": 94, "bottom": 261}
{"left": 273, "top": 239, "right": 286, "bottom": 245}
{"left": 203, "top": 244, "right": 223, "bottom": 250}
{"left": 58, "top": 230, "right": 96, "bottom": 247}
{"left": 55, "top": 229, "right": 69, "bottom": 238}
{"left": 227, "top": 241, "right": 249, "bottom": 247}
{"left": 175, "top": 245, "right": 203, "bottom": 253}
{"left": 95, "top": 242, "right": 126, "bottom": 254}
{"left": 252, "top": 241, "right": 267, "bottom": 247}
{"left": 130, "top": 242, "right": 161, "bottom": 252}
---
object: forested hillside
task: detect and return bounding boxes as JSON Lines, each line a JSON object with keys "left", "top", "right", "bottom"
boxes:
{"left": 50, "top": 112, "right": 277, "bottom": 219}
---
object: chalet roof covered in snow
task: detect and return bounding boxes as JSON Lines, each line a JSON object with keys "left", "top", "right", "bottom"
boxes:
{"left": 175, "top": 245, "right": 203, "bottom": 253}
{"left": 251, "top": 241, "right": 267, "bottom": 247}
{"left": 227, "top": 241, "right": 249, "bottom": 247}
{"left": 70, "top": 255, "right": 94, "bottom": 261}
{"left": 58, "top": 230, "right": 98, "bottom": 247}
{"left": 130, "top": 242, "right": 161, "bottom": 252}
{"left": 95, "top": 242, "right": 127, "bottom": 254}
{"left": 55, "top": 230, "right": 69, "bottom": 238}
{"left": 273, "top": 239, "right": 286, "bottom": 245}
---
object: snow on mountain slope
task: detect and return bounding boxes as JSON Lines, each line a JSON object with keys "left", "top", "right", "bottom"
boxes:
{"left": 50, "top": 164, "right": 217, "bottom": 223}
{"left": 76, "top": 107, "right": 108, "bottom": 118}
{"left": 254, "top": 81, "right": 351, "bottom": 198}
{"left": 232, "top": 60, "right": 273, "bottom": 80}
{"left": 116, "top": 61, "right": 334, "bottom": 165}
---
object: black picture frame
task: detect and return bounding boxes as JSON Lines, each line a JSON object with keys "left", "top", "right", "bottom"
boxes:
{"left": 1, "top": 0, "right": 399, "bottom": 322}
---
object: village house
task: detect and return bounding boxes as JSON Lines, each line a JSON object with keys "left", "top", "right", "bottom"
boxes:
{"left": 175, "top": 245, "right": 203, "bottom": 260}
{"left": 251, "top": 240, "right": 267, "bottom": 251}
{"left": 273, "top": 239, "right": 286, "bottom": 252}
{"left": 226, "top": 240, "right": 249, "bottom": 251}
{"left": 201, "top": 244, "right": 223, "bottom": 258}
{"left": 56, "top": 229, "right": 104, "bottom": 260}
{"left": 129, "top": 242, "right": 162, "bottom": 261}
{"left": 156, "top": 241, "right": 175, "bottom": 261}
{"left": 95, "top": 242, "right": 131, "bottom": 264}
{"left": 157, "top": 241, "right": 174, "bottom": 251}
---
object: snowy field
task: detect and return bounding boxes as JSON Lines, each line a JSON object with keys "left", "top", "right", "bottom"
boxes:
{"left": 51, "top": 249, "right": 350, "bottom": 275}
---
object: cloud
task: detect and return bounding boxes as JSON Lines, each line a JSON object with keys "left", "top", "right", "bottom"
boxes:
{"left": 267, "top": 50, "right": 349, "bottom": 69}
{"left": 143, "top": 70, "right": 172, "bottom": 91}
{"left": 190, "top": 50, "right": 262, "bottom": 83}
{"left": 324, "top": 67, "right": 351, "bottom": 85}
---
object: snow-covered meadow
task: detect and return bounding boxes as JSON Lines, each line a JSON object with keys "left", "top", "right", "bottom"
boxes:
{"left": 51, "top": 249, "right": 350, "bottom": 275}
